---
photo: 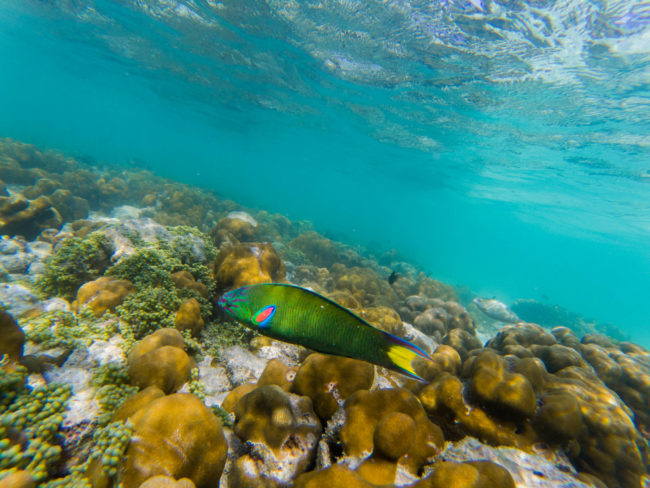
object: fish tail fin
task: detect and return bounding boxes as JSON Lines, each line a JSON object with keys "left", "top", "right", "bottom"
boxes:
{"left": 384, "top": 333, "right": 432, "bottom": 382}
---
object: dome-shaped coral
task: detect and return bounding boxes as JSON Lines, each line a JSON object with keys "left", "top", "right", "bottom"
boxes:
{"left": 75, "top": 276, "right": 134, "bottom": 317}
{"left": 120, "top": 394, "right": 228, "bottom": 488}
{"left": 341, "top": 388, "right": 444, "bottom": 476}
{"left": 212, "top": 242, "right": 285, "bottom": 291}
{"left": 127, "top": 328, "right": 193, "bottom": 394}
{"left": 292, "top": 353, "right": 375, "bottom": 421}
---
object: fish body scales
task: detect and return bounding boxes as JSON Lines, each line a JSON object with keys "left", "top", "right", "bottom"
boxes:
{"left": 247, "top": 284, "right": 386, "bottom": 365}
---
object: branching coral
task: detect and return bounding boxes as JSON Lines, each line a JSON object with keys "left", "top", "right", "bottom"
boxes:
{"left": 37, "top": 233, "right": 112, "bottom": 300}
{"left": 188, "top": 367, "right": 206, "bottom": 402}
{"left": 23, "top": 309, "right": 116, "bottom": 352}
{"left": 89, "top": 419, "right": 134, "bottom": 479}
{"left": 116, "top": 287, "right": 182, "bottom": 339}
{"left": 92, "top": 362, "right": 138, "bottom": 427}
{"left": 0, "top": 362, "right": 70, "bottom": 483}
{"left": 107, "top": 243, "right": 213, "bottom": 338}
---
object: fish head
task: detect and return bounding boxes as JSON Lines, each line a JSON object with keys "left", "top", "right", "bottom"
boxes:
{"left": 218, "top": 286, "right": 253, "bottom": 324}
{"left": 218, "top": 285, "right": 277, "bottom": 330}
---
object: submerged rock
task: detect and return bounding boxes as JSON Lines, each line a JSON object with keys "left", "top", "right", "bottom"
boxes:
{"left": 441, "top": 437, "right": 590, "bottom": 488}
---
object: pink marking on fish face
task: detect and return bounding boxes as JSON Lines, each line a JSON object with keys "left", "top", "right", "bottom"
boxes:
{"left": 218, "top": 286, "right": 252, "bottom": 321}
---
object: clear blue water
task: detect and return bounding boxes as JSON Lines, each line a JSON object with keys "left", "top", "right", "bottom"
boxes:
{"left": 1, "top": 0, "right": 649, "bottom": 345}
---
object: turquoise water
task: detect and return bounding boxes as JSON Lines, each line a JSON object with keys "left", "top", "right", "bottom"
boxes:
{"left": 1, "top": 0, "right": 649, "bottom": 345}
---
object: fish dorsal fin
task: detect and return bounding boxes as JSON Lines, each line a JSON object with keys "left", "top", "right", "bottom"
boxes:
{"left": 253, "top": 305, "right": 276, "bottom": 328}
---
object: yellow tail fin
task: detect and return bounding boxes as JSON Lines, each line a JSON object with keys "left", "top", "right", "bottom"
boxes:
{"left": 386, "top": 341, "right": 429, "bottom": 382}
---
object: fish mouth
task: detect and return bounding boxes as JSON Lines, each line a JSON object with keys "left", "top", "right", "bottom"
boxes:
{"left": 217, "top": 295, "right": 231, "bottom": 312}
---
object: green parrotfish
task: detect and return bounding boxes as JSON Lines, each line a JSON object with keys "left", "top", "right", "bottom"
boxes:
{"left": 218, "top": 283, "right": 432, "bottom": 381}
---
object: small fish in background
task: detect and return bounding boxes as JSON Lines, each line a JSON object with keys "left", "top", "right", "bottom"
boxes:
{"left": 219, "top": 283, "right": 432, "bottom": 381}
{"left": 472, "top": 297, "right": 520, "bottom": 323}
{"left": 388, "top": 270, "right": 399, "bottom": 285}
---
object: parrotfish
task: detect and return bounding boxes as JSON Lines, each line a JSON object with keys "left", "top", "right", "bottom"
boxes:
{"left": 472, "top": 297, "right": 520, "bottom": 323}
{"left": 218, "top": 283, "right": 432, "bottom": 381}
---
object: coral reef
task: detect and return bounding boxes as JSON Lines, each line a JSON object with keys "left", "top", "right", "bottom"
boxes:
{"left": 340, "top": 388, "right": 445, "bottom": 477}
{"left": 90, "top": 393, "right": 228, "bottom": 488}
{"left": 1, "top": 138, "right": 648, "bottom": 488}
{"left": 0, "top": 362, "right": 71, "bottom": 483}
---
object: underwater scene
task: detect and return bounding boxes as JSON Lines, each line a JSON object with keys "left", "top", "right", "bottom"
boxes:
{"left": 0, "top": 1, "right": 649, "bottom": 488}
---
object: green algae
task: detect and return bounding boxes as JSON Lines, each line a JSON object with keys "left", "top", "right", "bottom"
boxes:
{"left": 42, "top": 469, "right": 91, "bottom": 488}
{"left": 212, "top": 405, "right": 234, "bottom": 429}
{"left": 106, "top": 236, "right": 214, "bottom": 338}
{"left": 37, "top": 233, "right": 112, "bottom": 300}
{"left": 181, "top": 330, "right": 204, "bottom": 357}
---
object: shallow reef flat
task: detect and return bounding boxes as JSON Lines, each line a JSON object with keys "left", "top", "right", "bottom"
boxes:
{"left": 0, "top": 138, "right": 648, "bottom": 488}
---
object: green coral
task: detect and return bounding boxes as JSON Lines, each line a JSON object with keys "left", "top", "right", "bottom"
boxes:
{"left": 89, "top": 419, "right": 133, "bottom": 479}
{"left": 91, "top": 362, "right": 130, "bottom": 389}
{"left": 92, "top": 362, "right": 137, "bottom": 427}
{"left": 106, "top": 248, "right": 173, "bottom": 289}
{"left": 106, "top": 239, "right": 214, "bottom": 338}
{"left": 181, "top": 330, "right": 204, "bottom": 357}
{"left": 211, "top": 405, "right": 234, "bottom": 429}
{"left": 37, "top": 233, "right": 111, "bottom": 300}
{"left": 276, "top": 243, "right": 309, "bottom": 266}
{"left": 188, "top": 367, "right": 206, "bottom": 402}
{"left": 0, "top": 360, "right": 28, "bottom": 409}
{"left": 23, "top": 309, "right": 114, "bottom": 351}
{"left": 202, "top": 320, "right": 258, "bottom": 359}
{"left": 115, "top": 286, "right": 182, "bottom": 339}
{"left": 0, "top": 363, "right": 70, "bottom": 483}
{"left": 23, "top": 311, "right": 85, "bottom": 351}
{"left": 42, "top": 468, "right": 91, "bottom": 488}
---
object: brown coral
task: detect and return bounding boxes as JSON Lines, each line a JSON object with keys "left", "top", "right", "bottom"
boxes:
{"left": 230, "top": 385, "right": 322, "bottom": 486}
{"left": 121, "top": 394, "right": 228, "bottom": 488}
{"left": 0, "top": 310, "right": 25, "bottom": 361}
{"left": 212, "top": 242, "right": 285, "bottom": 292}
{"left": 127, "top": 328, "right": 193, "bottom": 394}
{"left": 174, "top": 298, "right": 205, "bottom": 336}
{"left": 171, "top": 271, "right": 208, "bottom": 299}
{"left": 291, "top": 353, "right": 375, "bottom": 421}
{"left": 75, "top": 276, "right": 134, "bottom": 317}
{"left": 341, "top": 388, "right": 444, "bottom": 476}
{"left": 467, "top": 350, "right": 537, "bottom": 420}
{"left": 0, "top": 194, "right": 61, "bottom": 239}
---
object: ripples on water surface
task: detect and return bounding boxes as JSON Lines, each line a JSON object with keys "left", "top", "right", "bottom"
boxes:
{"left": 0, "top": 0, "right": 649, "bottom": 343}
